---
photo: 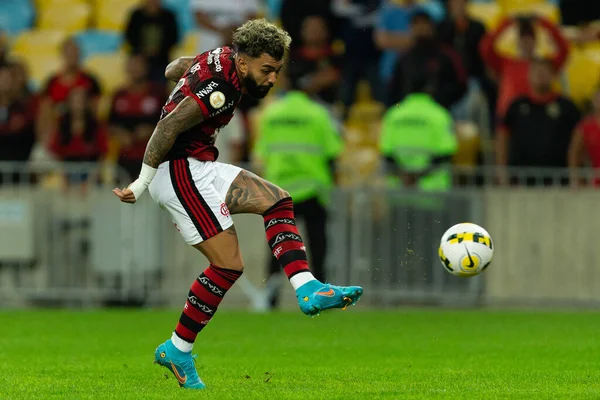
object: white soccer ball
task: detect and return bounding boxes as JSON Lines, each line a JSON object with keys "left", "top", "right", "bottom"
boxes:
{"left": 438, "top": 222, "right": 494, "bottom": 278}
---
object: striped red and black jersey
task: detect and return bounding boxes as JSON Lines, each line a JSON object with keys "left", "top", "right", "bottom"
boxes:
{"left": 162, "top": 46, "right": 242, "bottom": 162}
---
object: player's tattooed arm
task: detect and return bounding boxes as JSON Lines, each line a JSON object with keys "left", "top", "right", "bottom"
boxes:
{"left": 225, "top": 170, "right": 288, "bottom": 215}
{"left": 142, "top": 97, "right": 203, "bottom": 168}
{"left": 165, "top": 57, "right": 195, "bottom": 82}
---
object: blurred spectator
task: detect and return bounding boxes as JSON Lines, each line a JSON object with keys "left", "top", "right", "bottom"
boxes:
{"left": 438, "top": 0, "right": 491, "bottom": 135}
{"left": 280, "top": 0, "right": 337, "bottom": 51}
{"left": 286, "top": 15, "right": 341, "bottom": 106}
{"left": 388, "top": 10, "right": 466, "bottom": 110}
{"left": 438, "top": 0, "right": 486, "bottom": 90}
{"left": 254, "top": 78, "right": 343, "bottom": 309}
{"left": 497, "top": 58, "right": 580, "bottom": 184}
{"left": 124, "top": 0, "right": 179, "bottom": 83}
{"left": 569, "top": 87, "right": 600, "bottom": 187}
{"left": 332, "top": 0, "right": 383, "bottom": 112}
{"left": 37, "top": 38, "right": 101, "bottom": 146}
{"left": 109, "top": 55, "right": 164, "bottom": 179}
{"left": 191, "top": 0, "right": 259, "bottom": 53}
{"left": 380, "top": 77, "right": 457, "bottom": 191}
{"left": 0, "top": 66, "right": 35, "bottom": 162}
{"left": 479, "top": 16, "right": 569, "bottom": 121}
{"left": 375, "top": 0, "right": 445, "bottom": 88}
{"left": 49, "top": 88, "right": 108, "bottom": 163}
{"left": 559, "top": 0, "right": 600, "bottom": 27}
{"left": 0, "top": 31, "right": 8, "bottom": 68}
{"left": 8, "top": 60, "right": 35, "bottom": 104}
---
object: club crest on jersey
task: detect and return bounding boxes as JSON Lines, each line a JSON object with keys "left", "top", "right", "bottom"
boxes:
{"left": 210, "top": 91, "right": 226, "bottom": 109}
{"left": 196, "top": 81, "right": 219, "bottom": 98}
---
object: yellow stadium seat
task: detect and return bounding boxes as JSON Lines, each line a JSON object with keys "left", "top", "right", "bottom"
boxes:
{"left": 94, "top": 0, "right": 141, "bottom": 32}
{"left": 453, "top": 122, "right": 481, "bottom": 167}
{"left": 38, "top": 1, "right": 92, "bottom": 34}
{"left": 563, "top": 48, "right": 600, "bottom": 106}
{"left": 12, "top": 30, "right": 67, "bottom": 57}
{"left": 467, "top": 2, "right": 502, "bottom": 31}
{"left": 170, "top": 32, "right": 199, "bottom": 60}
{"left": 84, "top": 53, "right": 126, "bottom": 95}
{"left": 498, "top": 0, "right": 545, "bottom": 10}
{"left": 34, "top": 0, "right": 87, "bottom": 11}
{"left": 502, "top": 2, "right": 560, "bottom": 24}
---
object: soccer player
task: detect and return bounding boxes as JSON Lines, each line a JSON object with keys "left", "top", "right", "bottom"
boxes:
{"left": 112, "top": 19, "right": 363, "bottom": 390}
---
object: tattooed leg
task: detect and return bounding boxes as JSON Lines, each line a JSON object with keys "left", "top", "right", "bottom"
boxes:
{"left": 225, "top": 169, "right": 289, "bottom": 215}
{"left": 226, "top": 169, "right": 317, "bottom": 288}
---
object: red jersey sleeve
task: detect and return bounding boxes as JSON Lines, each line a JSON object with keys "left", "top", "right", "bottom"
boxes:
{"left": 183, "top": 78, "right": 240, "bottom": 120}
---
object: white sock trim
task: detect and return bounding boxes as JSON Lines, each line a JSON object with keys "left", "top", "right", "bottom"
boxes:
{"left": 171, "top": 332, "right": 193, "bottom": 353}
{"left": 290, "top": 272, "right": 317, "bottom": 290}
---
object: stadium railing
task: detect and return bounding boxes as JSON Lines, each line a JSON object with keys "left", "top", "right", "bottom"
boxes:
{"left": 1, "top": 162, "right": 600, "bottom": 309}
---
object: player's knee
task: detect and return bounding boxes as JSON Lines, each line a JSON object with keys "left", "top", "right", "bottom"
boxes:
{"left": 275, "top": 188, "right": 291, "bottom": 202}
{"left": 210, "top": 253, "right": 244, "bottom": 272}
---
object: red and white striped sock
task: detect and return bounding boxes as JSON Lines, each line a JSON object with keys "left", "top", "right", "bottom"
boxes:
{"left": 171, "top": 264, "right": 242, "bottom": 352}
{"left": 263, "top": 198, "right": 317, "bottom": 290}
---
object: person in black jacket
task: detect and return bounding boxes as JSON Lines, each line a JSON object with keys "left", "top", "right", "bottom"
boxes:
{"left": 437, "top": 0, "right": 494, "bottom": 134}
{"left": 125, "top": 0, "right": 179, "bottom": 84}
{"left": 388, "top": 9, "right": 466, "bottom": 110}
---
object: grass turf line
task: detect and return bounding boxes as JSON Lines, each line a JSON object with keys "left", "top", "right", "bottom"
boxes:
{"left": 0, "top": 310, "right": 598, "bottom": 399}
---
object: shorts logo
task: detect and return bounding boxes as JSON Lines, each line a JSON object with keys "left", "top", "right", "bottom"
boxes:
{"left": 220, "top": 202, "right": 230, "bottom": 217}
{"left": 272, "top": 232, "right": 302, "bottom": 245}
{"left": 210, "top": 91, "right": 226, "bottom": 108}
{"left": 174, "top": 223, "right": 181, "bottom": 232}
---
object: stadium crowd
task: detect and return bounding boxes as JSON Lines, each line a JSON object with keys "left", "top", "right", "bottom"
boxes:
{"left": 1, "top": 0, "right": 600, "bottom": 190}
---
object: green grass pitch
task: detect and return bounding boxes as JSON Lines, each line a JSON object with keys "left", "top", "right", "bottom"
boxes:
{"left": 1, "top": 309, "right": 599, "bottom": 399}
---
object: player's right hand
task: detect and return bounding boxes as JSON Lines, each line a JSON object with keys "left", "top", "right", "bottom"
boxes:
{"left": 113, "top": 187, "right": 137, "bottom": 204}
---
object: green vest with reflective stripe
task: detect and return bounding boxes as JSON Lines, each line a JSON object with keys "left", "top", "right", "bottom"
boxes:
{"left": 255, "top": 91, "right": 343, "bottom": 204}
{"left": 380, "top": 93, "right": 457, "bottom": 191}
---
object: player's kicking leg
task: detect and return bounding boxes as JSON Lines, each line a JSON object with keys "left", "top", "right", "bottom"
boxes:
{"left": 225, "top": 169, "right": 363, "bottom": 316}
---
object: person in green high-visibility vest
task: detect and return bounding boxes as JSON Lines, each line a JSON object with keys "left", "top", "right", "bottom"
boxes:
{"left": 253, "top": 79, "right": 343, "bottom": 310}
{"left": 380, "top": 77, "right": 458, "bottom": 193}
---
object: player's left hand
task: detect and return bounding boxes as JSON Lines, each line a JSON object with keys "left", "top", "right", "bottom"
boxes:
{"left": 113, "top": 187, "right": 137, "bottom": 204}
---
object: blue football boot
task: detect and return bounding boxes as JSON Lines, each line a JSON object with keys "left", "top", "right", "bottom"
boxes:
{"left": 154, "top": 339, "right": 206, "bottom": 389}
{"left": 296, "top": 281, "right": 363, "bottom": 316}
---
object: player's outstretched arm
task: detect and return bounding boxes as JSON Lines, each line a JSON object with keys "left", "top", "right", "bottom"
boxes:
{"left": 165, "top": 57, "right": 195, "bottom": 82}
{"left": 113, "top": 97, "right": 203, "bottom": 204}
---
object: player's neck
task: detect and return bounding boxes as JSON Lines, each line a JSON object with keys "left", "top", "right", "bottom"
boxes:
{"left": 233, "top": 54, "right": 247, "bottom": 94}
